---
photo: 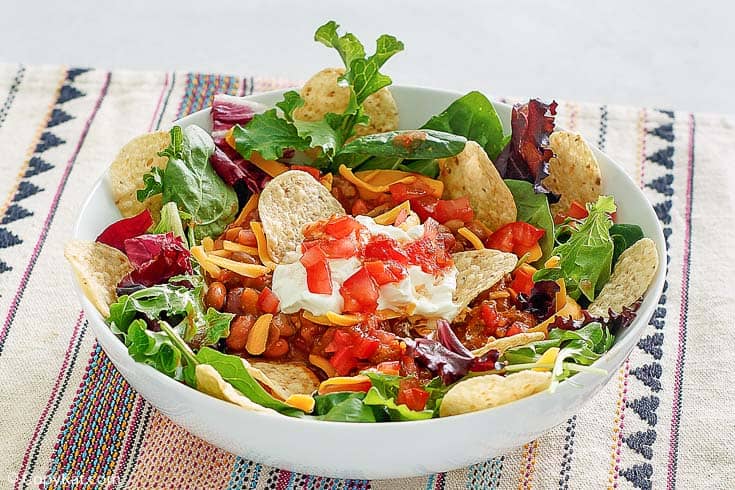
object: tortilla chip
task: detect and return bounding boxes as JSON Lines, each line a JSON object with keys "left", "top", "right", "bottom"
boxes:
{"left": 472, "top": 332, "right": 546, "bottom": 358}
{"left": 64, "top": 241, "right": 133, "bottom": 317}
{"left": 293, "top": 67, "right": 399, "bottom": 136}
{"left": 439, "top": 370, "right": 551, "bottom": 417}
{"left": 439, "top": 141, "right": 516, "bottom": 231}
{"left": 249, "top": 361, "right": 320, "bottom": 399}
{"left": 588, "top": 238, "right": 658, "bottom": 317}
{"left": 452, "top": 249, "right": 517, "bottom": 317}
{"left": 195, "top": 364, "right": 276, "bottom": 414}
{"left": 108, "top": 131, "right": 170, "bottom": 220}
{"left": 544, "top": 131, "right": 602, "bottom": 215}
{"left": 258, "top": 170, "right": 345, "bottom": 262}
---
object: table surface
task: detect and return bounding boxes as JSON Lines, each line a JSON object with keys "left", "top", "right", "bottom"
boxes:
{"left": 2, "top": 0, "right": 732, "bottom": 113}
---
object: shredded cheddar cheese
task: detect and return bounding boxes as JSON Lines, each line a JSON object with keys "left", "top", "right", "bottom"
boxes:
{"left": 233, "top": 193, "right": 259, "bottom": 227}
{"left": 250, "top": 221, "right": 277, "bottom": 269}
{"left": 458, "top": 227, "right": 485, "bottom": 250}
{"left": 205, "top": 254, "right": 269, "bottom": 277}
{"left": 191, "top": 246, "right": 222, "bottom": 278}
{"left": 249, "top": 152, "right": 289, "bottom": 177}
{"left": 374, "top": 201, "right": 411, "bottom": 225}
{"left": 285, "top": 394, "right": 315, "bottom": 413}
{"left": 222, "top": 240, "right": 259, "bottom": 256}
{"left": 308, "top": 354, "right": 337, "bottom": 378}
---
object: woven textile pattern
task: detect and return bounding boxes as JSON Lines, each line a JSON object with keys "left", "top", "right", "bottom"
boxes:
{"left": 0, "top": 64, "right": 732, "bottom": 489}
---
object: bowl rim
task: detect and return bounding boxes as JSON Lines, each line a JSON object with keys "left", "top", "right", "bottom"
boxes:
{"left": 71, "top": 84, "right": 667, "bottom": 427}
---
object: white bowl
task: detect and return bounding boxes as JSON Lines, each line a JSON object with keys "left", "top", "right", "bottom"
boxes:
{"left": 72, "top": 86, "right": 666, "bottom": 479}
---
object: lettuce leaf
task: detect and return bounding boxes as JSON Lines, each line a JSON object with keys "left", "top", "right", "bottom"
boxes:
{"left": 195, "top": 347, "right": 304, "bottom": 417}
{"left": 533, "top": 196, "right": 616, "bottom": 302}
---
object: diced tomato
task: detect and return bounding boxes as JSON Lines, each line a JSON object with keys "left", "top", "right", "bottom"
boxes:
{"left": 290, "top": 165, "right": 321, "bottom": 180}
{"left": 300, "top": 240, "right": 320, "bottom": 253}
{"left": 396, "top": 378, "right": 430, "bottom": 411}
{"left": 485, "top": 222, "right": 545, "bottom": 257}
{"left": 256, "top": 287, "right": 280, "bottom": 314}
{"left": 401, "top": 355, "right": 419, "bottom": 377}
{"left": 325, "top": 329, "right": 353, "bottom": 353}
{"left": 404, "top": 218, "right": 454, "bottom": 274}
{"left": 301, "top": 247, "right": 332, "bottom": 294}
{"left": 409, "top": 196, "right": 438, "bottom": 222}
{"left": 389, "top": 181, "right": 434, "bottom": 203}
{"left": 434, "top": 197, "right": 474, "bottom": 224}
{"left": 510, "top": 266, "right": 535, "bottom": 296}
{"left": 363, "top": 236, "right": 409, "bottom": 265}
{"left": 300, "top": 245, "right": 326, "bottom": 268}
{"left": 352, "top": 337, "right": 380, "bottom": 358}
{"left": 567, "top": 201, "right": 589, "bottom": 220}
{"left": 324, "top": 215, "right": 362, "bottom": 239}
{"left": 340, "top": 267, "right": 379, "bottom": 313}
{"left": 319, "top": 235, "right": 358, "bottom": 259}
{"left": 506, "top": 323, "right": 525, "bottom": 336}
{"left": 351, "top": 199, "right": 370, "bottom": 216}
{"left": 328, "top": 348, "right": 360, "bottom": 376}
{"left": 480, "top": 303, "right": 500, "bottom": 336}
{"left": 364, "top": 260, "right": 405, "bottom": 285}
{"left": 554, "top": 200, "right": 589, "bottom": 224}
{"left": 376, "top": 361, "right": 401, "bottom": 375}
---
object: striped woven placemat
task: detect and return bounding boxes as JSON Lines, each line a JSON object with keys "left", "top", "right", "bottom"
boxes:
{"left": 0, "top": 64, "right": 731, "bottom": 489}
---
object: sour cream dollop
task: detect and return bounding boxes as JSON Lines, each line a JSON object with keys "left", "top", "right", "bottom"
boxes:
{"left": 271, "top": 216, "right": 459, "bottom": 319}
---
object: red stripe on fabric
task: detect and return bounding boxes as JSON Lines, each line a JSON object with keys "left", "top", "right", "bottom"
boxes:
{"left": 0, "top": 72, "right": 111, "bottom": 354}
{"left": 666, "top": 114, "right": 696, "bottom": 489}
{"left": 146, "top": 73, "right": 170, "bottom": 132}
{"left": 276, "top": 469, "right": 292, "bottom": 490}
{"left": 14, "top": 311, "right": 85, "bottom": 489}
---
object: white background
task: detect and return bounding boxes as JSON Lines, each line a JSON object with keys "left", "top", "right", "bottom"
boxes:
{"left": 1, "top": 0, "right": 731, "bottom": 113}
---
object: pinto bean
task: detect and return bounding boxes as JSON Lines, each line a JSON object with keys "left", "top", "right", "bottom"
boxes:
{"left": 205, "top": 282, "right": 226, "bottom": 310}
{"left": 226, "top": 315, "right": 254, "bottom": 352}
{"left": 262, "top": 339, "right": 289, "bottom": 359}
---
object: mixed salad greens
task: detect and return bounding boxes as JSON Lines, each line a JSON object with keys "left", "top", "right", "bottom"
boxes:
{"left": 65, "top": 21, "right": 659, "bottom": 422}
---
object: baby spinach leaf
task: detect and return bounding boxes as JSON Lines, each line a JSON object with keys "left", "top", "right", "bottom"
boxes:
{"left": 610, "top": 223, "right": 644, "bottom": 264}
{"left": 339, "top": 130, "right": 466, "bottom": 160}
{"left": 422, "top": 91, "right": 509, "bottom": 160}
{"left": 157, "top": 125, "right": 239, "bottom": 242}
{"left": 196, "top": 347, "right": 304, "bottom": 417}
{"left": 533, "top": 196, "right": 616, "bottom": 302}
{"left": 504, "top": 179, "right": 555, "bottom": 261}
{"left": 313, "top": 392, "right": 387, "bottom": 422}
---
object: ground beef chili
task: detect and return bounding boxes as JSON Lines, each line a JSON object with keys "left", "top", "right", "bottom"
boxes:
{"left": 452, "top": 276, "right": 538, "bottom": 350}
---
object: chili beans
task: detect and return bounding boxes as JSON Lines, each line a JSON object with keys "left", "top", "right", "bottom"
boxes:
{"left": 263, "top": 339, "right": 289, "bottom": 358}
{"left": 239, "top": 288, "right": 260, "bottom": 316}
{"left": 226, "top": 315, "right": 254, "bottom": 352}
{"left": 204, "top": 282, "right": 226, "bottom": 310}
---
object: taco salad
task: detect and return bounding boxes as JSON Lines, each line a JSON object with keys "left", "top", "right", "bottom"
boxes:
{"left": 65, "top": 21, "right": 659, "bottom": 422}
